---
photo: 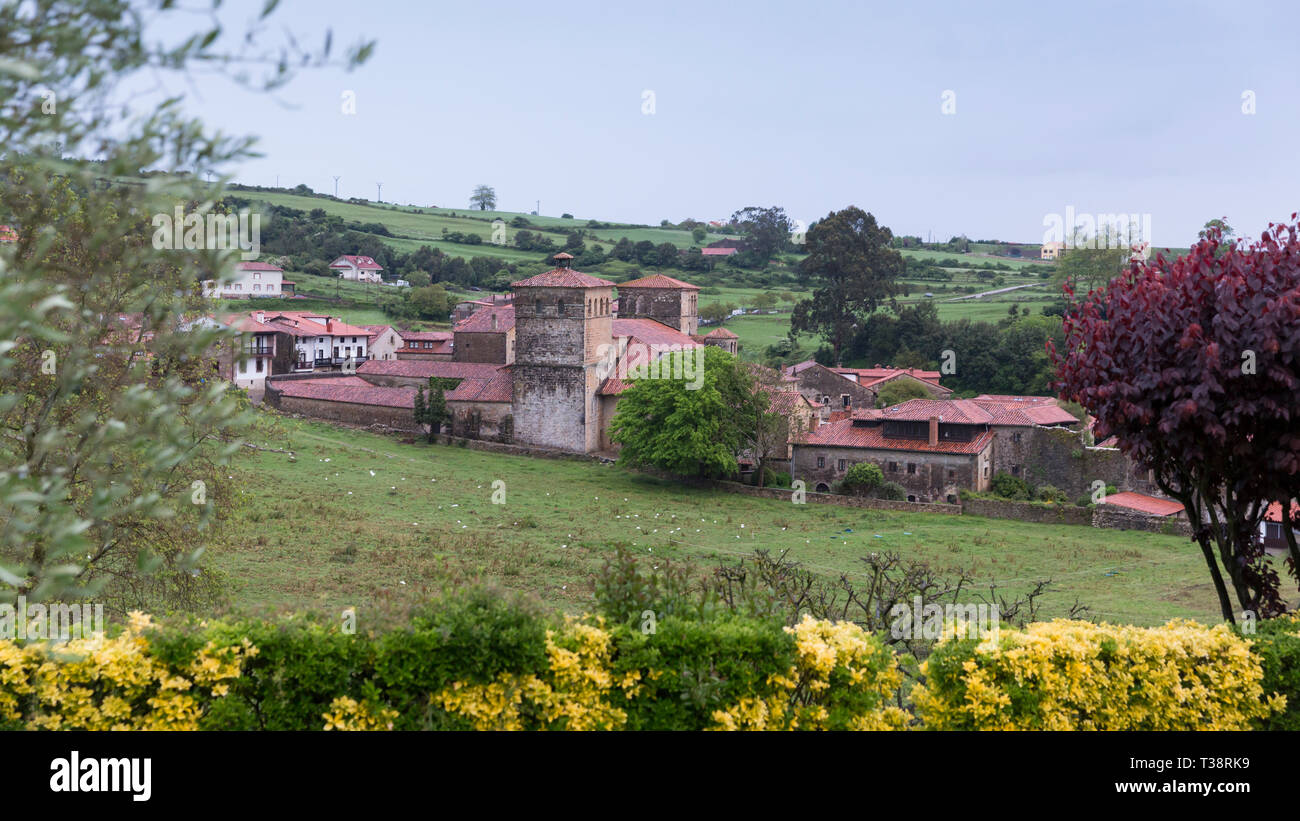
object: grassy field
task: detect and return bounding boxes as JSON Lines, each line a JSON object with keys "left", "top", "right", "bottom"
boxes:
{"left": 213, "top": 414, "right": 1224, "bottom": 626}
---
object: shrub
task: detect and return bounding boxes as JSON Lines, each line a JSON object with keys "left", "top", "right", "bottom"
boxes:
{"left": 913, "top": 619, "right": 1286, "bottom": 730}
{"left": 1035, "top": 485, "right": 1068, "bottom": 504}
{"left": 990, "top": 472, "right": 1032, "bottom": 500}
{"left": 1242, "top": 613, "right": 1300, "bottom": 731}
{"left": 840, "top": 462, "right": 884, "bottom": 495}
{"left": 875, "top": 481, "right": 906, "bottom": 501}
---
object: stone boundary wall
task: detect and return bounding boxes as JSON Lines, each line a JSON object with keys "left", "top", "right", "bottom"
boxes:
{"left": 962, "top": 497, "right": 1093, "bottom": 526}
{"left": 705, "top": 480, "right": 962, "bottom": 514}
{"left": 1092, "top": 504, "right": 1193, "bottom": 536}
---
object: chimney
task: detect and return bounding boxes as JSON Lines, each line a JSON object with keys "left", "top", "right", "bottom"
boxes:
{"left": 491, "top": 312, "right": 498, "bottom": 331}
{"left": 928, "top": 416, "right": 939, "bottom": 446}
{"left": 256, "top": 311, "right": 265, "bottom": 324}
{"left": 326, "top": 318, "right": 333, "bottom": 333}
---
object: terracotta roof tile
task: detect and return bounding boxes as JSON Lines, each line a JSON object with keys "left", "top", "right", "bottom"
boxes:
{"left": 802, "top": 418, "right": 994, "bottom": 454}
{"left": 512, "top": 268, "right": 615, "bottom": 289}
{"left": 1101, "top": 492, "right": 1185, "bottom": 517}
{"left": 454, "top": 305, "right": 515, "bottom": 333}
{"left": 275, "top": 380, "right": 415, "bottom": 409}
{"left": 616, "top": 274, "right": 700, "bottom": 291}
{"left": 359, "top": 359, "right": 502, "bottom": 380}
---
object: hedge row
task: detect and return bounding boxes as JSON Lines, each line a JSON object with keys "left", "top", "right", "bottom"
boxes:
{"left": 1, "top": 593, "right": 1296, "bottom": 731}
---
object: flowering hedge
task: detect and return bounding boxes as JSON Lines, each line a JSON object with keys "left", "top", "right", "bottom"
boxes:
{"left": 1, "top": 595, "right": 1295, "bottom": 730}
{"left": 913, "top": 619, "right": 1290, "bottom": 730}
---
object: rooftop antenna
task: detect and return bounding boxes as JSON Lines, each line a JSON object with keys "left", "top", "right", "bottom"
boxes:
{"left": 332, "top": 176, "right": 341, "bottom": 198}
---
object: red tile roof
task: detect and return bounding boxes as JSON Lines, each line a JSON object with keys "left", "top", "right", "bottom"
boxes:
{"left": 512, "top": 268, "right": 615, "bottom": 289}
{"left": 1101, "top": 492, "right": 1185, "bottom": 517}
{"left": 0, "top": 225, "right": 17, "bottom": 242}
{"left": 359, "top": 359, "right": 504, "bottom": 381}
{"left": 875, "top": 396, "right": 1079, "bottom": 428}
{"left": 1265, "top": 501, "right": 1300, "bottom": 524}
{"left": 235, "top": 261, "right": 283, "bottom": 272}
{"left": 802, "top": 418, "right": 994, "bottom": 454}
{"left": 704, "top": 327, "right": 738, "bottom": 339}
{"left": 833, "top": 367, "right": 944, "bottom": 386}
{"left": 330, "top": 255, "right": 383, "bottom": 270}
{"left": 616, "top": 274, "right": 700, "bottom": 291}
{"left": 611, "top": 318, "right": 700, "bottom": 349}
{"left": 454, "top": 305, "right": 515, "bottom": 333}
{"left": 275, "top": 380, "right": 415, "bottom": 409}
{"left": 881, "top": 398, "right": 992, "bottom": 424}
{"left": 597, "top": 377, "right": 634, "bottom": 396}
{"left": 399, "top": 330, "right": 454, "bottom": 342}
{"left": 701, "top": 247, "right": 737, "bottom": 256}
{"left": 263, "top": 312, "right": 372, "bottom": 338}
{"left": 221, "top": 312, "right": 282, "bottom": 334}
{"left": 446, "top": 366, "right": 512, "bottom": 403}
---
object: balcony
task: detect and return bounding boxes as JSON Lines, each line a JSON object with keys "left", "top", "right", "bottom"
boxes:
{"left": 242, "top": 345, "right": 274, "bottom": 357}
{"left": 330, "top": 355, "right": 368, "bottom": 366}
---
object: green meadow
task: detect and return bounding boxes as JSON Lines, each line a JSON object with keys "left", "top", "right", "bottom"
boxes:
{"left": 213, "top": 415, "right": 1223, "bottom": 626}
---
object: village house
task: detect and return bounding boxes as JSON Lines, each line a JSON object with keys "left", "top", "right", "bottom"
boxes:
{"left": 1262, "top": 501, "right": 1300, "bottom": 552}
{"left": 452, "top": 293, "right": 513, "bottom": 323}
{"left": 453, "top": 305, "right": 515, "bottom": 364}
{"left": 202, "top": 261, "right": 287, "bottom": 299}
{"left": 217, "top": 312, "right": 285, "bottom": 388}
{"left": 1040, "top": 241, "right": 1066, "bottom": 260}
{"left": 257, "top": 311, "right": 374, "bottom": 370}
{"left": 360, "top": 324, "right": 404, "bottom": 361}
{"left": 792, "top": 395, "right": 1080, "bottom": 502}
{"left": 396, "top": 330, "right": 454, "bottom": 360}
{"left": 330, "top": 254, "right": 384, "bottom": 283}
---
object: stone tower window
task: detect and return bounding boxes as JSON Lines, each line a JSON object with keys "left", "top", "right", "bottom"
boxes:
{"left": 534, "top": 299, "right": 542, "bottom": 315}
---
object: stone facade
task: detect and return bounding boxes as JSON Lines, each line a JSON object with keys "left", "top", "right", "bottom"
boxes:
{"left": 511, "top": 276, "right": 613, "bottom": 453}
{"left": 791, "top": 440, "right": 991, "bottom": 503}
{"left": 787, "top": 362, "right": 876, "bottom": 412}
{"left": 1003, "top": 426, "right": 1156, "bottom": 499}
{"left": 618, "top": 281, "right": 698, "bottom": 335}
{"left": 453, "top": 327, "right": 513, "bottom": 364}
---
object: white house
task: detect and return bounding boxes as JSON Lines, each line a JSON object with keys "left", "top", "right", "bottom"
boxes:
{"left": 202, "top": 261, "right": 285, "bottom": 299}
{"left": 330, "top": 255, "right": 384, "bottom": 283}
{"left": 259, "top": 311, "right": 373, "bottom": 370}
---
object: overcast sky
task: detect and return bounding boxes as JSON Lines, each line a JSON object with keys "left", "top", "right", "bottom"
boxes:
{"left": 144, "top": 0, "right": 1300, "bottom": 248}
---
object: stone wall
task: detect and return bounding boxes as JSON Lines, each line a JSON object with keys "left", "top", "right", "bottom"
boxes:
{"left": 453, "top": 329, "right": 512, "bottom": 364}
{"left": 269, "top": 394, "right": 422, "bottom": 432}
{"left": 792, "top": 443, "right": 984, "bottom": 504}
{"left": 446, "top": 400, "right": 511, "bottom": 441}
{"left": 962, "top": 497, "right": 1093, "bottom": 526}
{"left": 790, "top": 363, "right": 875, "bottom": 411}
{"left": 1011, "top": 426, "right": 1150, "bottom": 499}
{"left": 619, "top": 286, "right": 696, "bottom": 335}
{"left": 1092, "top": 504, "right": 1193, "bottom": 536}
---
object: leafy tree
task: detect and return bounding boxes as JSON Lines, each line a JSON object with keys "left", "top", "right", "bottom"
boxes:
{"left": 609, "top": 347, "right": 763, "bottom": 478}
{"left": 1053, "top": 219, "right": 1300, "bottom": 623}
{"left": 1053, "top": 223, "right": 1130, "bottom": 301}
{"left": 700, "top": 302, "right": 730, "bottom": 325}
{"left": 409, "top": 284, "right": 450, "bottom": 319}
{"left": 730, "top": 206, "right": 792, "bottom": 264}
{"left": 753, "top": 292, "right": 778, "bottom": 311}
{"left": 790, "top": 207, "right": 904, "bottom": 365}
{"left": 691, "top": 226, "right": 707, "bottom": 244}
{"left": 0, "top": 0, "right": 370, "bottom": 613}
{"left": 990, "top": 473, "right": 1033, "bottom": 500}
{"left": 470, "top": 185, "right": 496, "bottom": 211}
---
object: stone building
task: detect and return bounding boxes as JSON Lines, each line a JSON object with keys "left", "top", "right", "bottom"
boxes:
{"left": 792, "top": 396, "right": 1080, "bottom": 503}
{"left": 510, "top": 253, "right": 615, "bottom": 453}
{"left": 615, "top": 273, "right": 699, "bottom": 335}
{"left": 699, "top": 327, "right": 738, "bottom": 354}
{"left": 453, "top": 305, "right": 514, "bottom": 364}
